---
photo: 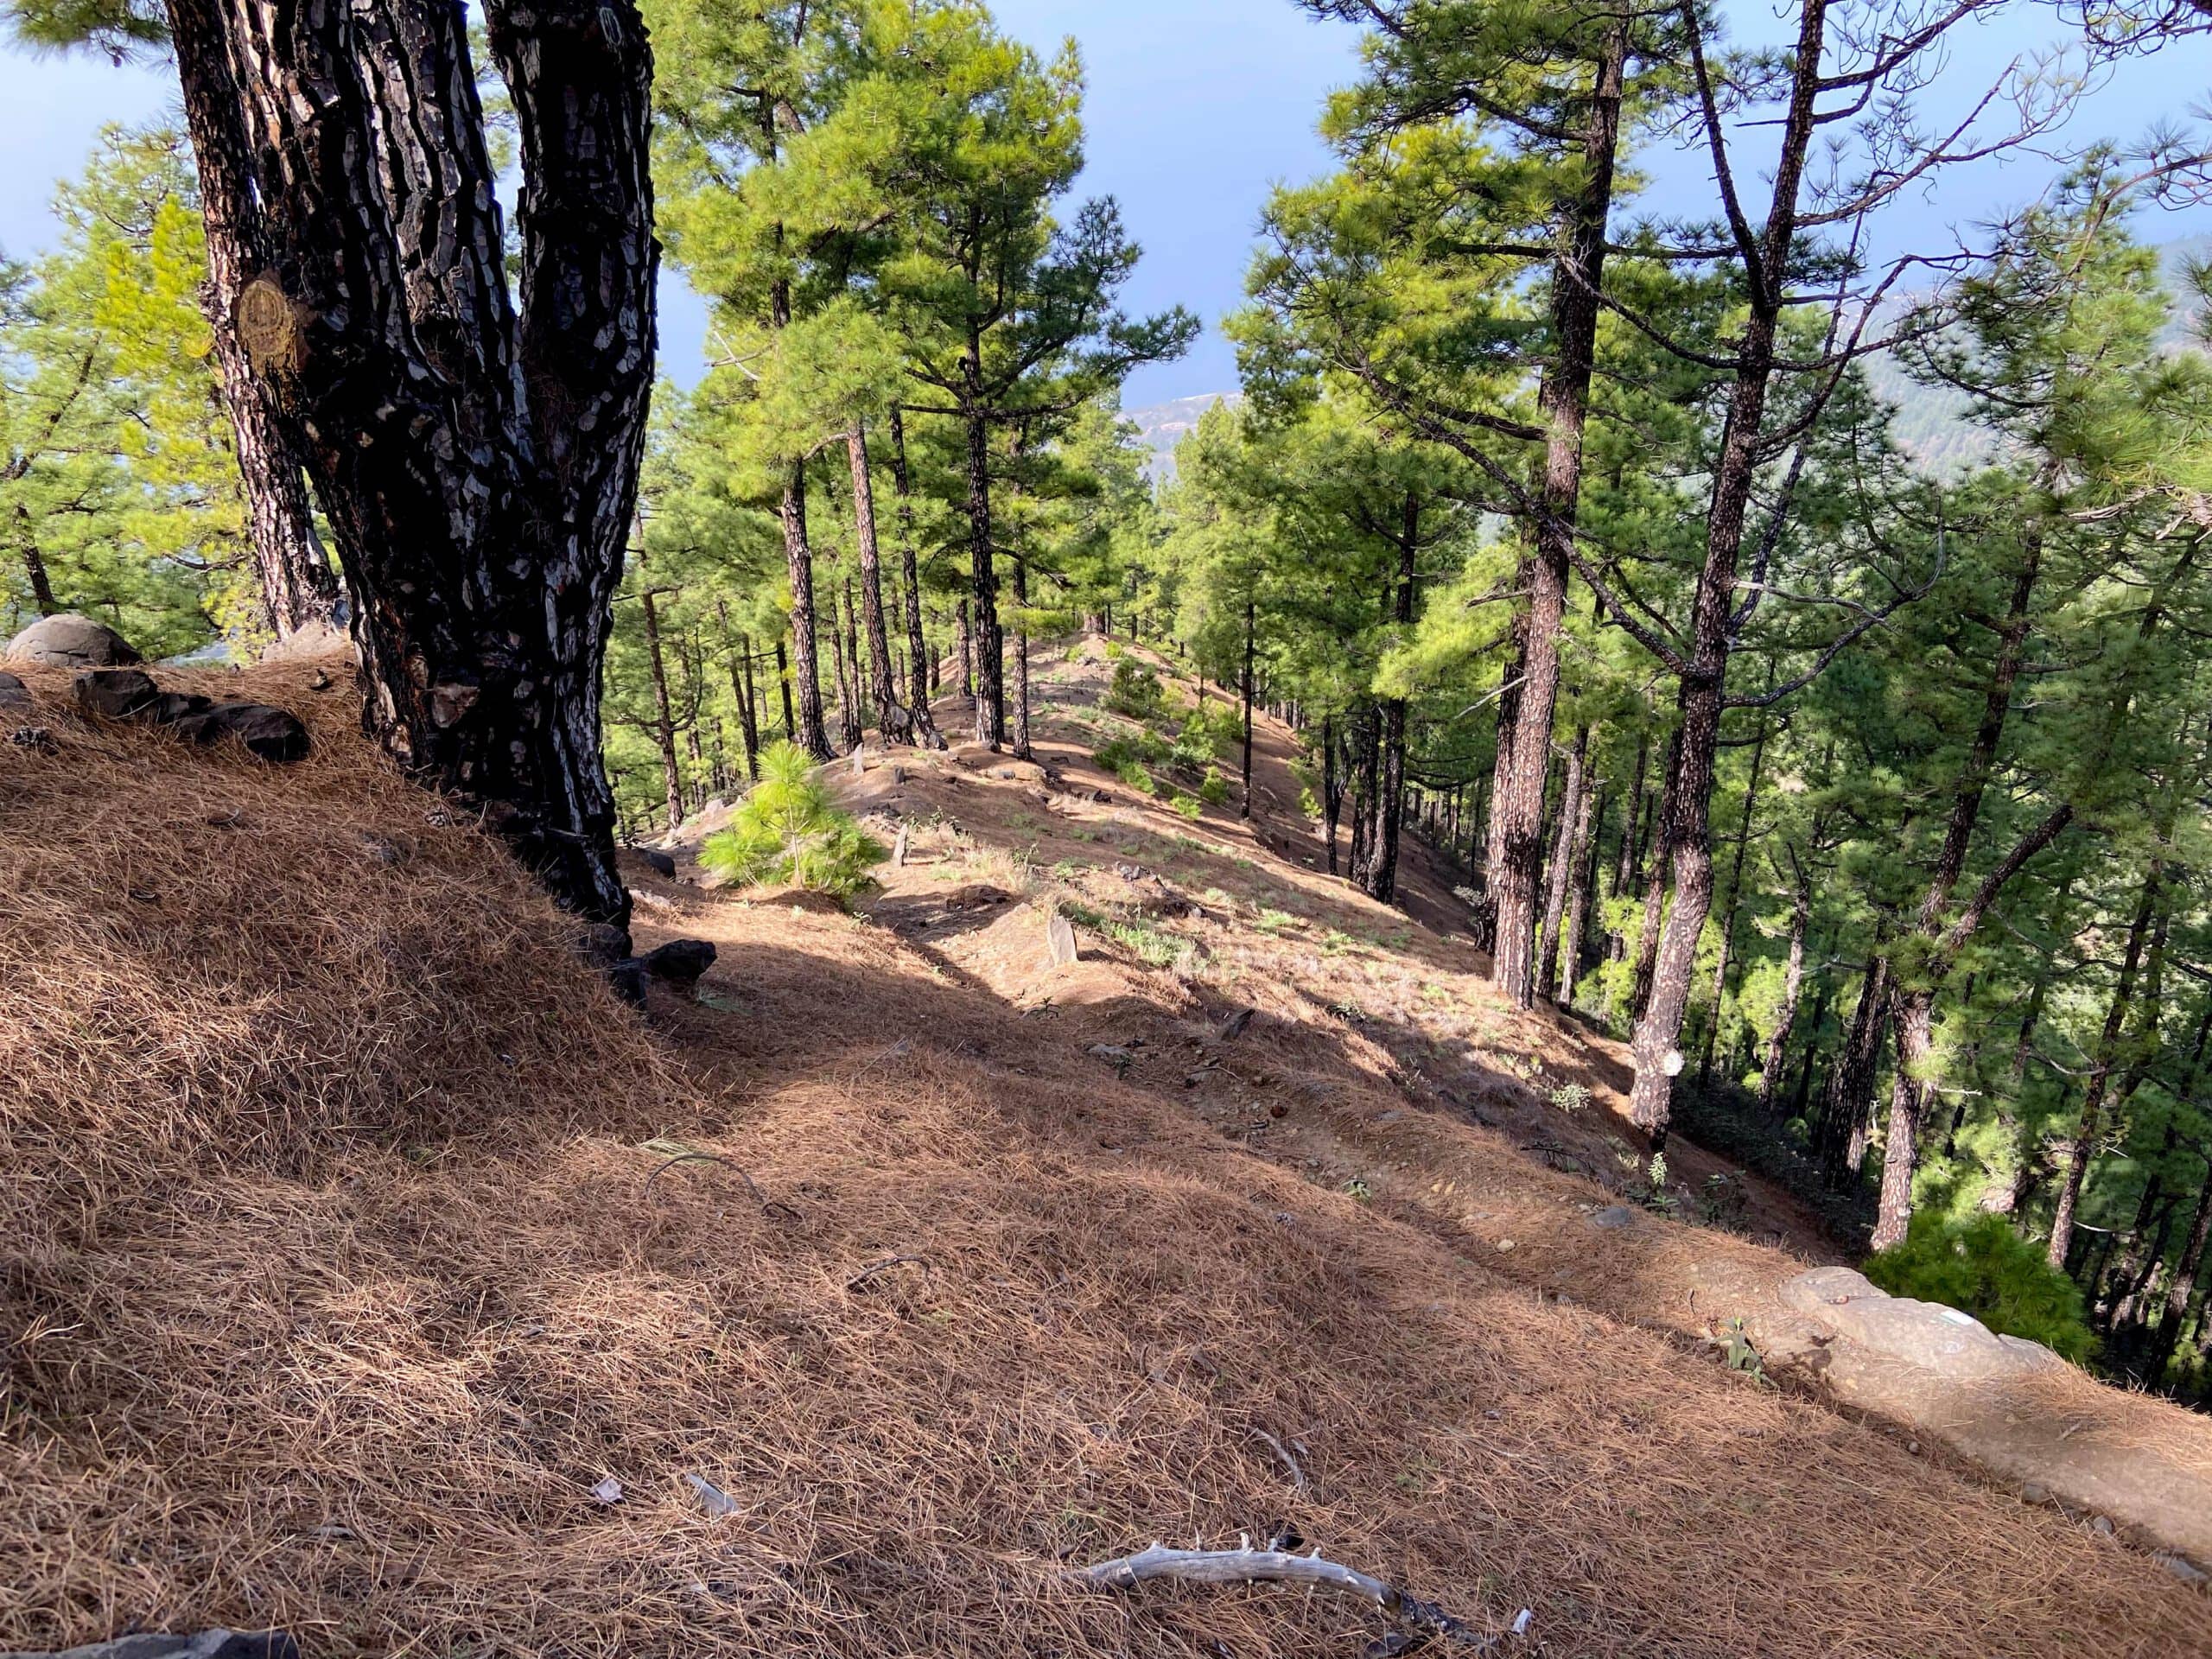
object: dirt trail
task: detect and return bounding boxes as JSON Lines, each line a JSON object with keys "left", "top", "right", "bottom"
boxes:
{"left": 4, "top": 647, "right": 2210, "bottom": 1658}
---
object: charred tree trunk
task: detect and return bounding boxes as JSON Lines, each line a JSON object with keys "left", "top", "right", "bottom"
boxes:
{"left": 848, "top": 423, "right": 912, "bottom": 744}
{"left": 1011, "top": 554, "right": 1033, "bottom": 760}
{"left": 1486, "top": 21, "right": 1627, "bottom": 1011}
{"left": 1559, "top": 775, "right": 1601, "bottom": 1001}
{"left": 163, "top": 0, "right": 340, "bottom": 640}
{"left": 215, "top": 0, "right": 657, "bottom": 928}
{"left": 1321, "top": 711, "right": 1342, "bottom": 875}
{"left": 1363, "top": 495, "right": 1421, "bottom": 904}
{"left": 721, "top": 610, "right": 760, "bottom": 784}
{"left": 830, "top": 588, "right": 861, "bottom": 755}
{"left": 776, "top": 637, "right": 797, "bottom": 743}
{"left": 887, "top": 408, "right": 944, "bottom": 748}
{"left": 959, "top": 342, "right": 1003, "bottom": 749}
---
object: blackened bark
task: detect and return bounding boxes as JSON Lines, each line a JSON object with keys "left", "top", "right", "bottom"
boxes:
{"left": 848, "top": 423, "right": 912, "bottom": 744}
{"left": 216, "top": 0, "right": 657, "bottom": 927}
{"left": 163, "top": 0, "right": 340, "bottom": 640}
{"left": 1321, "top": 711, "right": 1342, "bottom": 874}
{"left": 1487, "top": 21, "right": 1627, "bottom": 1011}
{"left": 961, "top": 340, "right": 1003, "bottom": 749}
{"left": 887, "top": 409, "right": 944, "bottom": 748}
{"left": 1536, "top": 729, "right": 1586, "bottom": 1001}
{"left": 722, "top": 612, "right": 760, "bottom": 783}
{"left": 830, "top": 586, "right": 861, "bottom": 754}
{"left": 1821, "top": 950, "right": 1892, "bottom": 1185}
{"left": 957, "top": 598, "right": 975, "bottom": 702}
{"left": 780, "top": 461, "right": 831, "bottom": 758}
{"left": 776, "top": 637, "right": 796, "bottom": 741}
{"left": 16, "top": 525, "right": 59, "bottom": 614}
{"left": 1011, "top": 554, "right": 1032, "bottom": 760}
{"left": 1363, "top": 494, "right": 1421, "bottom": 903}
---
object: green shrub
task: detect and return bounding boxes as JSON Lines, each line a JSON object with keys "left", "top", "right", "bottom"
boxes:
{"left": 1198, "top": 767, "right": 1230, "bottom": 806}
{"left": 1864, "top": 1212, "right": 2094, "bottom": 1363}
{"left": 1167, "top": 792, "right": 1203, "bottom": 819}
{"left": 1105, "top": 658, "right": 1166, "bottom": 719}
{"left": 1095, "top": 731, "right": 1169, "bottom": 772}
{"left": 699, "top": 741, "right": 887, "bottom": 899}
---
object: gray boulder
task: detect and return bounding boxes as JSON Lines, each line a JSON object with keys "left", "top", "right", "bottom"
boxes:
{"left": 0, "top": 670, "right": 29, "bottom": 709}
{"left": 6, "top": 613, "right": 142, "bottom": 668}
{"left": 74, "top": 669, "right": 162, "bottom": 720}
{"left": 1780, "top": 1265, "right": 2063, "bottom": 1381}
{"left": 2, "top": 1631, "right": 297, "bottom": 1659}
{"left": 639, "top": 938, "right": 716, "bottom": 984}
{"left": 73, "top": 671, "right": 308, "bottom": 763}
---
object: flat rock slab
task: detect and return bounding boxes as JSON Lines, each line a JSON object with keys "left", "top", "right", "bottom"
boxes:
{"left": 6, "top": 613, "right": 142, "bottom": 668}
{"left": 1779, "top": 1266, "right": 2063, "bottom": 1381}
{"left": 3, "top": 1632, "right": 298, "bottom": 1659}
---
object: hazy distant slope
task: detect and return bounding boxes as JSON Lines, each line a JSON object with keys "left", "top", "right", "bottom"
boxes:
{"left": 1122, "top": 391, "right": 1239, "bottom": 480}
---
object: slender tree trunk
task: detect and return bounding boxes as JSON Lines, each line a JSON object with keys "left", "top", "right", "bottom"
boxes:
{"left": 1240, "top": 592, "right": 1256, "bottom": 819}
{"left": 1759, "top": 856, "right": 1812, "bottom": 1115}
{"left": 639, "top": 590, "right": 683, "bottom": 830}
{"left": 722, "top": 611, "right": 760, "bottom": 784}
{"left": 846, "top": 422, "right": 912, "bottom": 743}
{"left": 887, "top": 408, "right": 944, "bottom": 748}
{"left": 1698, "top": 708, "right": 1770, "bottom": 1084}
{"left": 1614, "top": 728, "right": 1648, "bottom": 902}
{"left": 2049, "top": 868, "right": 2161, "bottom": 1269}
{"left": 162, "top": 0, "right": 340, "bottom": 641}
{"left": 1629, "top": 728, "right": 1681, "bottom": 1020}
{"left": 214, "top": 0, "right": 656, "bottom": 926}
{"left": 1321, "top": 711, "right": 1341, "bottom": 874}
{"left": 1559, "top": 776, "right": 1601, "bottom": 1001}
{"left": 15, "top": 526, "right": 60, "bottom": 615}
{"left": 960, "top": 342, "right": 1003, "bottom": 748}
{"left": 1821, "top": 949, "right": 1893, "bottom": 1184}
{"left": 779, "top": 471, "right": 830, "bottom": 760}
{"left": 957, "top": 599, "right": 975, "bottom": 702}
{"left": 776, "top": 638, "right": 797, "bottom": 743}
{"left": 1011, "top": 555, "right": 1033, "bottom": 760}
{"left": 1363, "top": 495, "right": 1421, "bottom": 903}
{"left": 1486, "top": 21, "right": 1627, "bottom": 1010}
{"left": 1536, "top": 729, "right": 1586, "bottom": 1001}
{"left": 830, "top": 587, "right": 861, "bottom": 754}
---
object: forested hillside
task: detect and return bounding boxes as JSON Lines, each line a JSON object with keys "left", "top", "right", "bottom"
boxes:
{"left": 9, "top": 0, "right": 2212, "bottom": 1649}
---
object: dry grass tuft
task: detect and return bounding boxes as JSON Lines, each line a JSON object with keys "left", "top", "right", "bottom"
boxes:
{"left": 3, "top": 659, "right": 2210, "bottom": 1658}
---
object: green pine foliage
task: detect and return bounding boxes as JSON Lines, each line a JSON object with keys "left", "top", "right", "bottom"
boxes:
{"left": 1866, "top": 1214, "right": 2096, "bottom": 1364}
{"left": 699, "top": 741, "right": 887, "bottom": 899}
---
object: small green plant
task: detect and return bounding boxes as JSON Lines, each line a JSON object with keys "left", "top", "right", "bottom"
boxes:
{"left": 1712, "top": 1317, "right": 1771, "bottom": 1386}
{"left": 1548, "top": 1082, "right": 1592, "bottom": 1115}
{"left": 1638, "top": 1152, "right": 1679, "bottom": 1215}
{"left": 699, "top": 741, "right": 887, "bottom": 899}
{"left": 1167, "top": 792, "right": 1203, "bottom": 819}
{"left": 1198, "top": 767, "right": 1230, "bottom": 806}
{"left": 1343, "top": 1177, "right": 1372, "bottom": 1203}
{"left": 1105, "top": 657, "right": 1165, "bottom": 719}
{"left": 1864, "top": 1212, "right": 2094, "bottom": 1363}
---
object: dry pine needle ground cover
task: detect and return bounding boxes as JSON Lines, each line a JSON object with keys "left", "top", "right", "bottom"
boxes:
{"left": 4, "top": 658, "right": 2210, "bottom": 1658}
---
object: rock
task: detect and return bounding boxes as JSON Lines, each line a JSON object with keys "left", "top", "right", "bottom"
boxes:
{"left": 2090, "top": 1515, "right": 2115, "bottom": 1537}
{"left": 6, "top": 613, "right": 141, "bottom": 668}
{"left": 607, "top": 959, "right": 651, "bottom": 1007}
{"left": 576, "top": 923, "right": 632, "bottom": 967}
{"left": 0, "top": 671, "right": 28, "bottom": 709}
{"left": 893, "top": 823, "right": 910, "bottom": 867}
{"left": 590, "top": 1476, "right": 625, "bottom": 1505}
{"left": 1219, "top": 1007, "right": 1255, "bottom": 1040}
{"left": 634, "top": 849, "right": 677, "bottom": 878}
{"left": 2021, "top": 1482, "right": 2052, "bottom": 1505}
{"left": 1087, "top": 1042, "right": 1134, "bottom": 1070}
{"left": 639, "top": 938, "right": 715, "bottom": 984}
{"left": 1589, "top": 1205, "right": 1636, "bottom": 1230}
{"left": 0, "top": 1633, "right": 299, "bottom": 1659}
{"left": 169, "top": 702, "right": 310, "bottom": 764}
{"left": 11, "top": 727, "right": 55, "bottom": 752}
{"left": 1779, "top": 1266, "right": 2064, "bottom": 1381}
{"left": 1046, "top": 910, "right": 1079, "bottom": 967}
{"left": 73, "top": 671, "right": 308, "bottom": 762}
{"left": 74, "top": 668, "right": 161, "bottom": 720}
{"left": 2156, "top": 1551, "right": 2209, "bottom": 1586}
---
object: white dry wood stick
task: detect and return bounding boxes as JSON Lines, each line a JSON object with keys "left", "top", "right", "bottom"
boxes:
{"left": 1072, "top": 1540, "right": 1530, "bottom": 1648}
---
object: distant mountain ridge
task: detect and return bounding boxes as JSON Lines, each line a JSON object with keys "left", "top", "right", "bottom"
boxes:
{"left": 1124, "top": 238, "right": 2207, "bottom": 480}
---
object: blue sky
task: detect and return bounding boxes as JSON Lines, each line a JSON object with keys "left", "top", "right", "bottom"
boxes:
{"left": 3, "top": 1, "right": 2205, "bottom": 407}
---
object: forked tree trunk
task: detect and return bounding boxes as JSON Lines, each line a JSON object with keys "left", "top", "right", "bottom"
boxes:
{"left": 1486, "top": 21, "right": 1627, "bottom": 1011}
{"left": 213, "top": 0, "right": 655, "bottom": 927}
{"left": 163, "top": 0, "right": 340, "bottom": 640}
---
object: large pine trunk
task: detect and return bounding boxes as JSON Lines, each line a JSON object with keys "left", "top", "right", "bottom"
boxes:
{"left": 163, "top": 0, "right": 340, "bottom": 641}
{"left": 1485, "top": 22, "right": 1627, "bottom": 1009}
{"left": 213, "top": 0, "right": 655, "bottom": 928}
